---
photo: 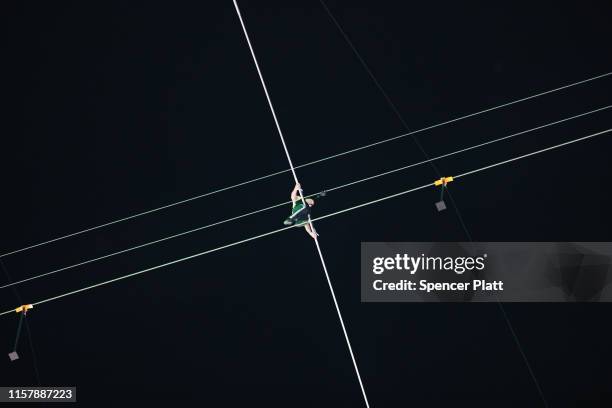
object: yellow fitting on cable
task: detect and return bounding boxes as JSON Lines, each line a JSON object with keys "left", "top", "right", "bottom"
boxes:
{"left": 15, "top": 304, "right": 33, "bottom": 314}
{"left": 434, "top": 176, "right": 454, "bottom": 187}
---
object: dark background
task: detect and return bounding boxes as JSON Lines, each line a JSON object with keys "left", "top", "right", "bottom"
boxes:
{"left": 2, "top": 0, "right": 612, "bottom": 406}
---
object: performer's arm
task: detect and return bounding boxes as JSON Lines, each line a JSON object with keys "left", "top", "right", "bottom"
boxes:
{"left": 291, "top": 183, "right": 301, "bottom": 204}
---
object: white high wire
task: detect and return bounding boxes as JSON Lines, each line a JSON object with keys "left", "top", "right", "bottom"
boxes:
{"left": 1, "top": 71, "right": 609, "bottom": 259}
{"left": 2, "top": 104, "right": 608, "bottom": 290}
{"left": 231, "top": 1, "right": 370, "bottom": 406}
{"left": 1, "top": 127, "right": 609, "bottom": 319}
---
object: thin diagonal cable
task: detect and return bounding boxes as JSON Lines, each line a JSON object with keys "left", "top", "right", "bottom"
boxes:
{"left": 442, "top": 183, "right": 549, "bottom": 404}
{"left": 0, "top": 199, "right": 299, "bottom": 290}
{"left": 453, "top": 129, "right": 611, "bottom": 179}
{"left": 2, "top": 105, "right": 607, "bottom": 290}
{"left": 318, "top": 2, "right": 552, "bottom": 406}
{"left": 1, "top": 73, "right": 610, "bottom": 259}
{"left": 232, "top": 1, "right": 370, "bottom": 406}
{"left": 445, "top": 187, "right": 549, "bottom": 405}
{"left": 0, "top": 127, "right": 608, "bottom": 319}
{"left": 326, "top": 105, "right": 609, "bottom": 191}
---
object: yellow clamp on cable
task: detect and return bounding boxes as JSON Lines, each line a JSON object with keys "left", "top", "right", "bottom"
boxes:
{"left": 15, "top": 304, "right": 33, "bottom": 314}
{"left": 434, "top": 176, "right": 454, "bottom": 187}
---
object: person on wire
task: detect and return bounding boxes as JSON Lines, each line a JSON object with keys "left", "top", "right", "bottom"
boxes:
{"left": 283, "top": 183, "right": 326, "bottom": 239}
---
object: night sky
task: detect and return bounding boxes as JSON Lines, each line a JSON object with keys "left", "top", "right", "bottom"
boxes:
{"left": 3, "top": 1, "right": 612, "bottom": 406}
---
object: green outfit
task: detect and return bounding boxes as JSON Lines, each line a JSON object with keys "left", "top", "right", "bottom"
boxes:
{"left": 283, "top": 200, "right": 310, "bottom": 226}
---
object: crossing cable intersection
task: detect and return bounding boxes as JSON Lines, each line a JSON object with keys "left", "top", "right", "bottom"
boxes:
{"left": 231, "top": 0, "right": 370, "bottom": 406}
{"left": 0, "top": 127, "right": 609, "bottom": 319}
{"left": 315, "top": 5, "right": 607, "bottom": 406}
{"left": 1, "top": 104, "right": 609, "bottom": 291}
{"left": 0, "top": 2, "right": 607, "bottom": 404}
{"left": 1, "top": 72, "right": 610, "bottom": 260}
